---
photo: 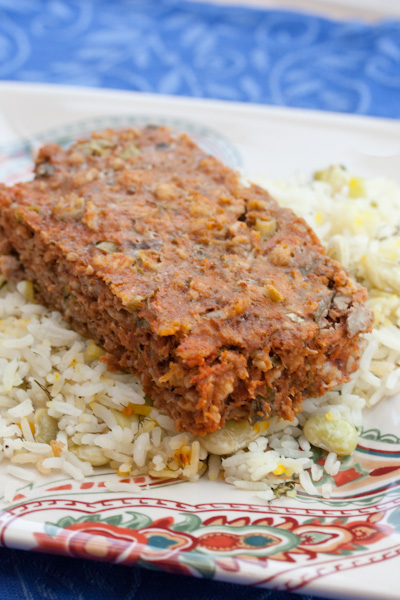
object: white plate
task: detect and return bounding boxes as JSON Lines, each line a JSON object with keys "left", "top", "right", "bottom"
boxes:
{"left": 0, "top": 82, "right": 399, "bottom": 600}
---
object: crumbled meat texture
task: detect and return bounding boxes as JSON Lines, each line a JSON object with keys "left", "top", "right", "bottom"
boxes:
{"left": 0, "top": 127, "right": 373, "bottom": 435}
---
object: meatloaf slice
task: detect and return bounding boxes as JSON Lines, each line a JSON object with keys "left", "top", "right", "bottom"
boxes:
{"left": 0, "top": 126, "right": 373, "bottom": 435}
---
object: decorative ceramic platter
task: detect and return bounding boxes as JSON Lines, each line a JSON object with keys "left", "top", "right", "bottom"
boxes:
{"left": 0, "top": 82, "right": 399, "bottom": 599}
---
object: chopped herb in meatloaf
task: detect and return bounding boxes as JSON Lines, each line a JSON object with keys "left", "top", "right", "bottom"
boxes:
{"left": 0, "top": 127, "right": 373, "bottom": 435}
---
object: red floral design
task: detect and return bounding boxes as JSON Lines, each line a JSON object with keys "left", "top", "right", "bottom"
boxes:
{"left": 34, "top": 521, "right": 148, "bottom": 563}
{"left": 31, "top": 507, "right": 395, "bottom": 580}
{"left": 139, "top": 518, "right": 198, "bottom": 575}
{"left": 203, "top": 512, "right": 393, "bottom": 561}
{"left": 33, "top": 517, "right": 197, "bottom": 575}
{"left": 370, "top": 466, "right": 400, "bottom": 477}
{"left": 293, "top": 512, "right": 390, "bottom": 552}
{"left": 333, "top": 467, "right": 364, "bottom": 487}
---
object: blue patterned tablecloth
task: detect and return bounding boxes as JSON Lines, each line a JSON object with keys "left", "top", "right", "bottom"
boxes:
{"left": 0, "top": 1, "right": 399, "bottom": 599}
{"left": 1, "top": 0, "right": 400, "bottom": 117}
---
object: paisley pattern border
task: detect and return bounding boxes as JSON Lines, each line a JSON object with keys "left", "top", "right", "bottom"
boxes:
{"left": 0, "top": 494, "right": 399, "bottom": 591}
{"left": 361, "top": 429, "right": 400, "bottom": 445}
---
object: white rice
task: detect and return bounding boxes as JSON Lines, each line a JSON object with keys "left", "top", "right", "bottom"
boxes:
{"left": 8, "top": 399, "right": 33, "bottom": 419}
{"left": 41, "top": 457, "right": 64, "bottom": 469}
{"left": 311, "top": 463, "right": 324, "bottom": 482}
{"left": 321, "top": 483, "right": 333, "bottom": 499}
{"left": 62, "top": 460, "right": 85, "bottom": 481}
{"left": 299, "top": 470, "right": 319, "bottom": 496}
{"left": 324, "top": 452, "right": 340, "bottom": 476}
{"left": 6, "top": 465, "right": 36, "bottom": 482}
{"left": 0, "top": 166, "right": 399, "bottom": 503}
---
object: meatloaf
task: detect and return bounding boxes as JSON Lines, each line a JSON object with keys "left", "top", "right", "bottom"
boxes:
{"left": 0, "top": 126, "right": 373, "bottom": 435}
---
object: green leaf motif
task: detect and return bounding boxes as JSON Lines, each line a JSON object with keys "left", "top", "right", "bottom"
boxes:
{"left": 171, "top": 513, "right": 202, "bottom": 533}
{"left": 180, "top": 552, "right": 216, "bottom": 579}
{"left": 340, "top": 454, "right": 354, "bottom": 467}
{"left": 76, "top": 514, "right": 101, "bottom": 523}
{"left": 104, "top": 515, "right": 124, "bottom": 527}
{"left": 55, "top": 516, "right": 75, "bottom": 529}
{"left": 360, "top": 428, "right": 400, "bottom": 444}
{"left": 124, "top": 511, "right": 152, "bottom": 529}
{"left": 49, "top": 511, "right": 153, "bottom": 531}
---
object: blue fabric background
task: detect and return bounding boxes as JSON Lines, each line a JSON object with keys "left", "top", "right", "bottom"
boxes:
{"left": 0, "top": 1, "right": 397, "bottom": 598}
{"left": 0, "top": 0, "right": 400, "bottom": 117}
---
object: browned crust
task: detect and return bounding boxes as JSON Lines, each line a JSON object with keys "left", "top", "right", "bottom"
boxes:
{"left": 0, "top": 126, "right": 373, "bottom": 434}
